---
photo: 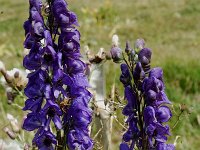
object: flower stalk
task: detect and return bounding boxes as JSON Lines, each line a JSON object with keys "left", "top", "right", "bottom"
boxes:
{"left": 110, "top": 36, "right": 175, "bottom": 150}
{"left": 22, "top": 0, "right": 93, "bottom": 149}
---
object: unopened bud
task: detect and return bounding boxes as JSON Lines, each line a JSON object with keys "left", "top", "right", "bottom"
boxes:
{"left": 110, "top": 46, "right": 122, "bottom": 63}
{"left": 134, "top": 38, "right": 145, "bottom": 51}
{"left": 125, "top": 41, "right": 133, "bottom": 54}
{"left": 14, "top": 71, "right": 19, "bottom": 78}
{"left": 112, "top": 34, "right": 119, "bottom": 47}
{"left": 138, "top": 48, "right": 152, "bottom": 63}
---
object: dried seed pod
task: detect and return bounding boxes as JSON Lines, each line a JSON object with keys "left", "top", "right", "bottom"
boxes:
{"left": 24, "top": 143, "right": 31, "bottom": 150}
{"left": 6, "top": 89, "right": 16, "bottom": 104}
{"left": 7, "top": 114, "right": 20, "bottom": 133}
{"left": 3, "top": 127, "right": 17, "bottom": 140}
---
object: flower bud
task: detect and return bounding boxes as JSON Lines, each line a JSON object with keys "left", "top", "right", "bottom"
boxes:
{"left": 134, "top": 38, "right": 145, "bottom": 51}
{"left": 14, "top": 71, "right": 20, "bottom": 78}
{"left": 138, "top": 48, "right": 152, "bottom": 64}
{"left": 120, "top": 64, "right": 131, "bottom": 86}
{"left": 110, "top": 46, "right": 122, "bottom": 63}
{"left": 133, "top": 62, "right": 145, "bottom": 81}
{"left": 125, "top": 41, "right": 133, "bottom": 54}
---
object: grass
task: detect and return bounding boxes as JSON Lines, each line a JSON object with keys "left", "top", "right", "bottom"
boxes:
{"left": 0, "top": 0, "right": 200, "bottom": 149}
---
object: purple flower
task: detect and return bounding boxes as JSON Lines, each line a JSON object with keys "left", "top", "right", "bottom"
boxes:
{"left": 23, "top": 112, "right": 45, "bottom": 131}
{"left": 133, "top": 62, "right": 145, "bottom": 89}
{"left": 41, "top": 100, "right": 62, "bottom": 129}
{"left": 67, "top": 129, "right": 93, "bottom": 150}
{"left": 143, "top": 68, "right": 173, "bottom": 148}
{"left": 149, "top": 67, "right": 163, "bottom": 81}
{"left": 138, "top": 48, "right": 152, "bottom": 64}
{"left": 52, "top": 0, "right": 93, "bottom": 148}
{"left": 156, "top": 106, "right": 172, "bottom": 123}
{"left": 138, "top": 48, "right": 152, "bottom": 72}
{"left": 23, "top": 0, "right": 93, "bottom": 149}
{"left": 33, "top": 130, "right": 57, "bottom": 150}
{"left": 120, "top": 64, "right": 131, "bottom": 86}
{"left": 120, "top": 39, "right": 174, "bottom": 149}
{"left": 120, "top": 143, "right": 130, "bottom": 150}
{"left": 156, "top": 143, "right": 175, "bottom": 150}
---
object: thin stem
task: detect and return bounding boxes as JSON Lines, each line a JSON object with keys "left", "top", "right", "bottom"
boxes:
{"left": 47, "top": 0, "right": 55, "bottom": 36}
{"left": 56, "top": 130, "right": 62, "bottom": 150}
{"left": 172, "top": 110, "right": 184, "bottom": 129}
{"left": 53, "top": 26, "right": 59, "bottom": 42}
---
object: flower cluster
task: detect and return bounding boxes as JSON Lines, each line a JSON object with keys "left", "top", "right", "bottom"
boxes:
{"left": 143, "top": 67, "right": 174, "bottom": 149}
{"left": 112, "top": 39, "right": 174, "bottom": 150}
{"left": 22, "top": 0, "right": 92, "bottom": 149}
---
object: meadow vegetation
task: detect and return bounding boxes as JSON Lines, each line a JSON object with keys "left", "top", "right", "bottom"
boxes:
{"left": 0, "top": 0, "right": 200, "bottom": 149}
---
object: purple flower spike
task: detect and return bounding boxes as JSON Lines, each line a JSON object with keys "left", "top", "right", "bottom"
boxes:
{"left": 120, "top": 39, "right": 174, "bottom": 149}
{"left": 23, "top": 0, "right": 93, "bottom": 149}
{"left": 142, "top": 65, "right": 174, "bottom": 148}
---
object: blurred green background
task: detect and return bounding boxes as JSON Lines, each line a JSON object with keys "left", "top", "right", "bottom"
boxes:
{"left": 0, "top": 0, "right": 200, "bottom": 149}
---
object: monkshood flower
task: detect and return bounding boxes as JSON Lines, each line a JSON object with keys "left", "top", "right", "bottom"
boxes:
{"left": 23, "top": 1, "right": 60, "bottom": 149}
{"left": 52, "top": 0, "right": 93, "bottom": 149}
{"left": 115, "top": 39, "right": 174, "bottom": 150}
{"left": 120, "top": 64, "right": 140, "bottom": 149}
{"left": 22, "top": 0, "right": 92, "bottom": 149}
{"left": 143, "top": 68, "right": 174, "bottom": 149}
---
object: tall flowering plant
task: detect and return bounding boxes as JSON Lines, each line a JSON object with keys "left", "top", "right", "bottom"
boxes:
{"left": 22, "top": 0, "right": 93, "bottom": 149}
{"left": 111, "top": 39, "right": 175, "bottom": 150}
